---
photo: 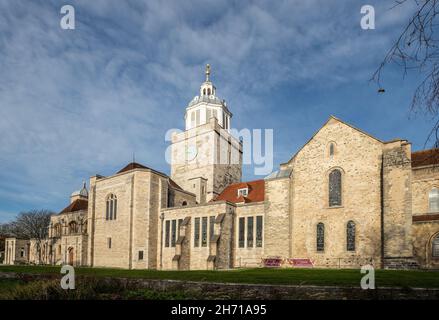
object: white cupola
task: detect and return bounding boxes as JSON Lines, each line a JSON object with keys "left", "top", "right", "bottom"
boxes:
{"left": 185, "top": 64, "right": 232, "bottom": 131}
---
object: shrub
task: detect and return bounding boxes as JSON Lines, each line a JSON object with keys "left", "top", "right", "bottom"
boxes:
{"left": 1, "top": 277, "right": 129, "bottom": 300}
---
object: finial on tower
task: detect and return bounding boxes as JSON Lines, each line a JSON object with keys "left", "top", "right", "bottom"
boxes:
{"left": 79, "top": 180, "right": 88, "bottom": 197}
{"left": 205, "top": 64, "right": 211, "bottom": 82}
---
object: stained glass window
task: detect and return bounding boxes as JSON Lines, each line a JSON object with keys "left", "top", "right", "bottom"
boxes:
{"left": 194, "top": 218, "right": 200, "bottom": 247}
{"left": 329, "top": 169, "right": 342, "bottom": 207}
{"left": 347, "top": 220, "right": 356, "bottom": 251}
{"left": 317, "top": 223, "right": 324, "bottom": 252}
{"left": 201, "top": 217, "right": 208, "bottom": 247}
{"left": 433, "top": 235, "right": 439, "bottom": 257}
{"left": 239, "top": 217, "right": 245, "bottom": 248}
{"left": 256, "top": 216, "right": 263, "bottom": 247}
{"left": 247, "top": 217, "right": 254, "bottom": 247}
{"left": 171, "top": 220, "right": 176, "bottom": 247}
{"left": 165, "top": 220, "right": 170, "bottom": 248}
{"left": 209, "top": 216, "right": 215, "bottom": 242}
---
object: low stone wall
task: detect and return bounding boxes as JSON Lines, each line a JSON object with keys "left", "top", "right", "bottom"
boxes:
{"left": 1, "top": 272, "right": 439, "bottom": 300}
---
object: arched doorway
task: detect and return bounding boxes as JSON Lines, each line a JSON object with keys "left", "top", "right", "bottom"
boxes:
{"left": 68, "top": 247, "right": 74, "bottom": 266}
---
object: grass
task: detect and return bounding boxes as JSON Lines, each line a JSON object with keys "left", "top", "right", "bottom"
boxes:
{"left": 1, "top": 265, "right": 439, "bottom": 288}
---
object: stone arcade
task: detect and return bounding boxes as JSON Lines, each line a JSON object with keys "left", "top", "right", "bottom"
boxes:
{"left": 4, "top": 66, "right": 439, "bottom": 270}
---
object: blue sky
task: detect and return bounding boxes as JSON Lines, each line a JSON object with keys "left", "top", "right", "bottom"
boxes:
{"left": 0, "top": 0, "right": 434, "bottom": 222}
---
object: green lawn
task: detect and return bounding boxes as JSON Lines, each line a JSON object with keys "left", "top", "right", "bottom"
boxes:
{"left": 1, "top": 265, "right": 439, "bottom": 288}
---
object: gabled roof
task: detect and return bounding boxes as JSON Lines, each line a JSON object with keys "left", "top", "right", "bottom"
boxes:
{"left": 412, "top": 148, "right": 439, "bottom": 167}
{"left": 282, "top": 115, "right": 383, "bottom": 166}
{"left": 213, "top": 180, "right": 265, "bottom": 204}
{"left": 117, "top": 162, "right": 152, "bottom": 174}
{"left": 168, "top": 178, "right": 184, "bottom": 191}
{"left": 59, "top": 199, "right": 88, "bottom": 214}
{"left": 116, "top": 162, "right": 185, "bottom": 191}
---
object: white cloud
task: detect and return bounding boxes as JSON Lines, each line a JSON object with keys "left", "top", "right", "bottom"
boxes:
{"left": 0, "top": 0, "right": 420, "bottom": 220}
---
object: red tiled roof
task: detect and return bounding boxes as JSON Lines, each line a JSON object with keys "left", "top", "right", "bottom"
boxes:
{"left": 59, "top": 199, "right": 88, "bottom": 214}
{"left": 117, "top": 162, "right": 152, "bottom": 174}
{"left": 213, "top": 180, "right": 265, "bottom": 204}
{"left": 413, "top": 214, "right": 439, "bottom": 222}
{"left": 412, "top": 149, "right": 439, "bottom": 167}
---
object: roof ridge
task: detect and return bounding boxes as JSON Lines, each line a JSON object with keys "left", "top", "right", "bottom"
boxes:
{"left": 281, "top": 115, "right": 383, "bottom": 166}
{"left": 59, "top": 198, "right": 88, "bottom": 214}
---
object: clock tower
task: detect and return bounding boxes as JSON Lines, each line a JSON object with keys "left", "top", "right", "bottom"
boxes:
{"left": 170, "top": 65, "right": 242, "bottom": 204}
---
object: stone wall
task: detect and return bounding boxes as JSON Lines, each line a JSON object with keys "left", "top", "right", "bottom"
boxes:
{"left": 410, "top": 165, "right": 439, "bottom": 268}
{"left": 412, "top": 165, "right": 439, "bottom": 214}
{"left": 382, "top": 140, "right": 414, "bottom": 265}
{"left": 285, "top": 118, "right": 383, "bottom": 268}
{"left": 412, "top": 220, "right": 439, "bottom": 268}
{"left": 89, "top": 172, "right": 136, "bottom": 268}
{"left": 171, "top": 118, "right": 242, "bottom": 203}
{"left": 4, "top": 238, "right": 29, "bottom": 265}
{"left": 88, "top": 169, "right": 174, "bottom": 269}
{"left": 49, "top": 210, "right": 87, "bottom": 238}
{"left": 234, "top": 203, "right": 265, "bottom": 268}
{"left": 264, "top": 178, "right": 291, "bottom": 259}
{"left": 161, "top": 201, "right": 235, "bottom": 270}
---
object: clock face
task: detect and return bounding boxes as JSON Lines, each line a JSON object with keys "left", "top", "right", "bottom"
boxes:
{"left": 186, "top": 145, "right": 198, "bottom": 161}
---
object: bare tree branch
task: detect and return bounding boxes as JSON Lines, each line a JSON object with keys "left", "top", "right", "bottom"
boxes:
{"left": 372, "top": 0, "right": 439, "bottom": 147}
{"left": 6, "top": 210, "right": 54, "bottom": 263}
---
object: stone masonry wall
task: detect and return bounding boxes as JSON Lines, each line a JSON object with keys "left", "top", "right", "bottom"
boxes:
{"left": 234, "top": 203, "right": 265, "bottom": 268}
{"left": 287, "top": 118, "right": 383, "bottom": 268}
{"left": 382, "top": 141, "right": 413, "bottom": 261}
{"left": 161, "top": 202, "right": 235, "bottom": 270}
{"left": 264, "top": 178, "right": 291, "bottom": 259}
{"left": 171, "top": 118, "right": 241, "bottom": 203}
{"left": 412, "top": 220, "right": 439, "bottom": 268}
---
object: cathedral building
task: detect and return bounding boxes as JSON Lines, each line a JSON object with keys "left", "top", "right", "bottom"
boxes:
{"left": 4, "top": 66, "right": 439, "bottom": 270}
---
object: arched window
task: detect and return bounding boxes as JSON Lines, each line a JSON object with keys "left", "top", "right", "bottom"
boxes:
{"left": 54, "top": 223, "right": 62, "bottom": 237}
{"left": 68, "top": 221, "right": 78, "bottom": 234}
{"left": 329, "top": 169, "right": 342, "bottom": 207}
{"left": 182, "top": 201, "right": 187, "bottom": 206}
{"left": 347, "top": 220, "right": 356, "bottom": 251}
{"left": 329, "top": 143, "right": 335, "bottom": 157}
{"left": 317, "top": 223, "right": 325, "bottom": 252}
{"left": 433, "top": 234, "right": 439, "bottom": 257}
{"left": 429, "top": 188, "right": 439, "bottom": 212}
{"left": 106, "top": 194, "right": 117, "bottom": 220}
